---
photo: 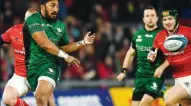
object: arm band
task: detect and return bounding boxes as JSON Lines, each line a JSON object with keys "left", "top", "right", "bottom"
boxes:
{"left": 57, "top": 50, "right": 69, "bottom": 59}
{"left": 121, "top": 68, "right": 128, "bottom": 73}
{"left": 76, "top": 40, "right": 86, "bottom": 47}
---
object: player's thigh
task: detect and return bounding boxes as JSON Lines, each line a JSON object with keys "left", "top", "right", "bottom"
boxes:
{"left": 141, "top": 94, "right": 154, "bottom": 104}
{"left": 145, "top": 77, "right": 164, "bottom": 99}
{"left": 132, "top": 77, "right": 147, "bottom": 101}
{"left": 4, "top": 74, "right": 29, "bottom": 97}
{"left": 165, "top": 84, "right": 189, "bottom": 103}
{"left": 35, "top": 80, "right": 54, "bottom": 99}
{"left": 131, "top": 101, "right": 140, "bottom": 106}
{"left": 179, "top": 98, "right": 191, "bottom": 106}
{"left": 28, "top": 66, "right": 61, "bottom": 92}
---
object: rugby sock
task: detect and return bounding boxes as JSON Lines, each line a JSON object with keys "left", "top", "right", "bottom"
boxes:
{"left": 14, "top": 98, "right": 29, "bottom": 106}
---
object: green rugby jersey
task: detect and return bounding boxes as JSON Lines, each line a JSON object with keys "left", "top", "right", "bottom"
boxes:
{"left": 23, "top": 12, "right": 69, "bottom": 70}
{"left": 131, "top": 28, "right": 163, "bottom": 77}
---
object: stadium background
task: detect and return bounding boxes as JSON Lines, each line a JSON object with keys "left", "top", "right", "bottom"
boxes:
{"left": 0, "top": 0, "right": 191, "bottom": 106}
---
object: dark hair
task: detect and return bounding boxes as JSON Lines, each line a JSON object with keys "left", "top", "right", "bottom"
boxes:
{"left": 143, "top": 5, "right": 158, "bottom": 17}
{"left": 40, "top": 0, "right": 59, "bottom": 4}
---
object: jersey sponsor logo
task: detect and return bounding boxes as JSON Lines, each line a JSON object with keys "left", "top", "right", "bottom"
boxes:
{"left": 164, "top": 50, "right": 184, "bottom": 56}
{"left": 136, "top": 45, "right": 152, "bottom": 51}
{"left": 14, "top": 49, "right": 25, "bottom": 55}
{"left": 151, "top": 82, "right": 158, "bottom": 90}
{"left": 29, "top": 23, "right": 41, "bottom": 28}
{"left": 145, "top": 34, "right": 153, "bottom": 38}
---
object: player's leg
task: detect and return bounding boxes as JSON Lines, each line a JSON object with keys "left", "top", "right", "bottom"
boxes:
{"left": 48, "top": 93, "right": 56, "bottom": 106}
{"left": 132, "top": 91, "right": 144, "bottom": 106}
{"left": 131, "top": 77, "right": 147, "bottom": 106}
{"left": 179, "top": 98, "right": 191, "bottom": 106}
{"left": 35, "top": 80, "right": 54, "bottom": 106}
{"left": 140, "top": 77, "right": 164, "bottom": 106}
{"left": 28, "top": 66, "right": 60, "bottom": 106}
{"left": 164, "top": 84, "right": 189, "bottom": 106}
{"left": 140, "top": 94, "right": 154, "bottom": 106}
{"left": 2, "top": 74, "right": 29, "bottom": 106}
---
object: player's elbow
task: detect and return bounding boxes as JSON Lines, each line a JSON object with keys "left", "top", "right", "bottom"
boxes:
{"left": 40, "top": 43, "right": 53, "bottom": 51}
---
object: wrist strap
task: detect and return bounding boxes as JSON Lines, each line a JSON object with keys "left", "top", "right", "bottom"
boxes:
{"left": 77, "top": 40, "right": 86, "bottom": 47}
{"left": 121, "top": 68, "right": 128, "bottom": 73}
{"left": 57, "top": 50, "right": 68, "bottom": 59}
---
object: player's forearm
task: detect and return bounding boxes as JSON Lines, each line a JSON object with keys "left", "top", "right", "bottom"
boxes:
{"left": 159, "top": 59, "right": 169, "bottom": 70}
{"left": 32, "top": 31, "right": 68, "bottom": 59}
{"left": 59, "top": 41, "right": 85, "bottom": 53}
{"left": 122, "top": 47, "right": 135, "bottom": 69}
{"left": 123, "top": 52, "right": 134, "bottom": 69}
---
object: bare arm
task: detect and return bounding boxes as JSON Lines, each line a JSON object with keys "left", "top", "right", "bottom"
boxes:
{"left": 32, "top": 31, "right": 60, "bottom": 56}
{"left": 59, "top": 32, "right": 95, "bottom": 53}
{"left": 122, "top": 46, "right": 136, "bottom": 69}
{"left": 59, "top": 42, "right": 85, "bottom": 53}
{"left": 32, "top": 31, "right": 80, "bottom": 66}
{"left": 117, "top": 46, "right": 136, "bottom": 81}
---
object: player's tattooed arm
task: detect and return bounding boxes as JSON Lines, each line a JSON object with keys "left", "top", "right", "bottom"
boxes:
{"left": 59, "top": 32, "right": 95, "bottom": 53}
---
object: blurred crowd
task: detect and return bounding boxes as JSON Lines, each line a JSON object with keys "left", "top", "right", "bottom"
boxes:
{"left": 0, "top": 0, "right": 191, "bottom": 82}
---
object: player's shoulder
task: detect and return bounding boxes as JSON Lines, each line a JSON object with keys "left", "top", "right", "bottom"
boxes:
{"left": 26, "top": 12, "right": 41, "bottom": 21}
{"left": 157, "top": 29, "right": 166, "bottom": 35}
{"left": 5, "top": 24, "right": 23, "bottom": 33}
{"left": 133, "top": 28, "right": 144, "bottom": 38}
{"left": 134, "top": 28, "right": 145, "bottom": 34}
{"left": 13, "top": 24, "right": 23, "bottom": 29}
{"left": 179, "top": 25, "right": 191, "bottom": 30}
{"left": 57, "top": 19, "right": 66, "bottom": 27}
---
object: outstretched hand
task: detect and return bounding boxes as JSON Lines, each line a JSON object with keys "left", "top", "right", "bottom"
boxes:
{"left": 84, "top": 32, "right": 96, "bottom": 45}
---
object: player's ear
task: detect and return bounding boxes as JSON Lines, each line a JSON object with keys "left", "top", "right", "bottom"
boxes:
{"left": 156, "top": 16, "right": 159, "bottom": 22}
{"left": 143, "top": 17, "right": 145, "bottom": 23}
{"left": 41, "top": 5, "right": 45, "bottom": 10}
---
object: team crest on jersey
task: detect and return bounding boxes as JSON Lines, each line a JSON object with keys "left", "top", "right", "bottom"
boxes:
{"left": 136, "top": 35, "right": 142, "bottom": 42}
{"left": 57, "top": 28, "right": 62, "bottom": 33}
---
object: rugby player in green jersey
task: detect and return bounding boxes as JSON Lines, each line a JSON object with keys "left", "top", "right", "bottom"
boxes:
{"left": 117, "top": 6, "right": 165, "bottom": 106}
{"left": 23, "top": 0, "right": 95, "bottom": 106}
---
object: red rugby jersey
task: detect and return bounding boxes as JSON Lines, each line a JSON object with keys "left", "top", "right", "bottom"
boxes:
{"left": 153, "top": 25, "right": 191, "bottom": 78}
{"left": 2, "top": 24, "right": 26, "bottom": 77}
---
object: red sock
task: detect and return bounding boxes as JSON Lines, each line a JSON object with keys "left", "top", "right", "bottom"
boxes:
{"left": 14, "top": 98, "right": 29, "bottom": 106}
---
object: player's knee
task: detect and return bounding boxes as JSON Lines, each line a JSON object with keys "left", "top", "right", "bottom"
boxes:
{"left": 35, "top": 95, "right": 49, "bottom": 105}
{"left": 3, "top": 94, "right": 17, "bottom": 106}
{"left": 140, "top": 99, "right": 152, "bottom": 106}
{"left": 164, "top": 95, "right": 175, "bottom": 106}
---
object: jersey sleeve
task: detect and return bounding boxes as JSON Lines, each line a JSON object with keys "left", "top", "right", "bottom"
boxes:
{"left": 131, "top": 33, "right": 137, "bottom": 49}
{"left": 185, "top": 27, "right": 191, "bottom": 43}
{"left": 25, "top": 13, "right": 44, "bottom": 36}
{"left": 1, "top": 27, "right": 12, "bottom": 44}
{"left": 58, "top": 24, "right": 70, "bottom": 46}
{"left": 153, "top": 33, "right": 160, "bottom": 49}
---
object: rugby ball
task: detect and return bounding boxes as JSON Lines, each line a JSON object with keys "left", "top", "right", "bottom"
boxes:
{"left": 164, "top": 34, "right": 188, "bottom": 52}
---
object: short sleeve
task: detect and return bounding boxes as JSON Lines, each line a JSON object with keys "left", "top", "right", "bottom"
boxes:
{"left": 58, "top": 24, "right": 69, "bottom": 46}
{"left": 1, "top": 27, "right": 12, "bottom": 43}
{"left": 25, "top": 13, "right": 44, "bottom": 36}
{"left": 131, "top": 33, "right": 137, "bottom": 49}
